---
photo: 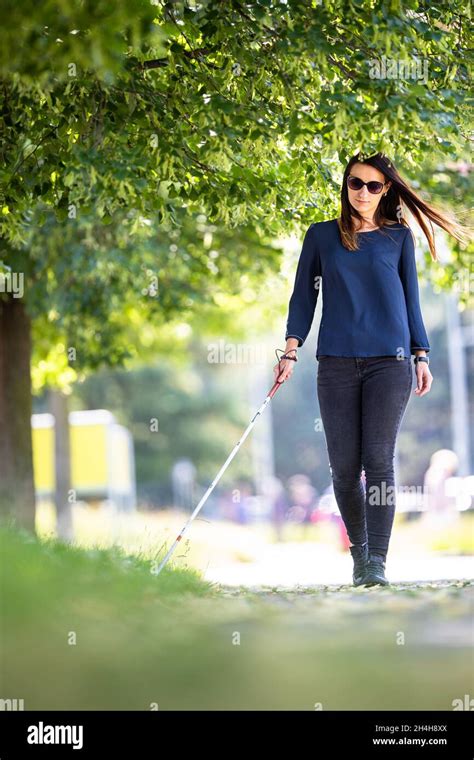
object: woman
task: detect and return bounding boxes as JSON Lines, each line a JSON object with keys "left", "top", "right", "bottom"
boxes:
{"left": 274, "top": 151, "right": 470, "bottom": 587}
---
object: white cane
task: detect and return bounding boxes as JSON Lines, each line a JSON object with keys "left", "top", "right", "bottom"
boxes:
{"left": 153, "top": 349, "right": 294, "bottom": 576}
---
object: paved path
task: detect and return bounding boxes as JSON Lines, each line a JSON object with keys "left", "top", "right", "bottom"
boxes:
{"left": 204, "top": 541, "right": 474, "bottom": 587}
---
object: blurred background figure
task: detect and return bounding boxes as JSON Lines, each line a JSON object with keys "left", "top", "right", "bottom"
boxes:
{"left": 220, "top": 480, "right": 254, "bottom": 524}
{"left": 171, "top": 458, "right": 197, "bottom": 512}
{"left": 261, "top": 474, "right": 289, "bottom": 541}
{"left": 311, "top": 480, "right": 353, "bottom": 552}
{"left": 422, "top": 449, "right": 459, "bottom": 528}
{"left": 286, "top": 474, "right": 319, "bottom": 538}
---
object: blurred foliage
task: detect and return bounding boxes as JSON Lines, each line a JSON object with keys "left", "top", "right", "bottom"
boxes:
{"left": 25, "top": 207, "right": 279, "bottom": 388}
{"left": 70, "top": 354, "right": 257, "bottom": 496}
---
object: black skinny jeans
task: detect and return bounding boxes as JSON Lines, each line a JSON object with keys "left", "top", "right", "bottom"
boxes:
{"left": 316, "top": 356, "right": 413, "bottom": 558}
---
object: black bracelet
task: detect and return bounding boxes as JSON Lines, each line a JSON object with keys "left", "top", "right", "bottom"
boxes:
{"left": 275, "top": 348, "right": 298, "bottom": 363}
{"left": 413, "top": 356, "right": 429, "bottom": 366}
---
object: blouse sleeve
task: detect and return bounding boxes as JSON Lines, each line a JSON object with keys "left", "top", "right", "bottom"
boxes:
{"left": 398, "top": 227, "right": 430, "bottom": 355}
{"left": 284, "top": 223, "right": 322, "bottom": 347}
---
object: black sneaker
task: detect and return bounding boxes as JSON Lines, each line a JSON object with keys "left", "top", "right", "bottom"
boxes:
{"left": 363, "top": 553, "right": 390, "bottom": 586}
{"left": 349, "top": 542, "right": 368, "bottom": 586}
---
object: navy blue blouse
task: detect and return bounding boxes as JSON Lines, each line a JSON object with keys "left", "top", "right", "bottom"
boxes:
{"left": 284, "top": 219, "right": 430, "bottom": 359}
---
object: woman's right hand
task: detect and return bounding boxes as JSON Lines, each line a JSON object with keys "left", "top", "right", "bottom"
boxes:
{"left": 273, "top": 356, "right": 296, "bottom": 383}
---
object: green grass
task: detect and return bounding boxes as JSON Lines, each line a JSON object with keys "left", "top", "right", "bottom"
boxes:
{"left": 1, "top": 523, "right": 473, "bottom": 710}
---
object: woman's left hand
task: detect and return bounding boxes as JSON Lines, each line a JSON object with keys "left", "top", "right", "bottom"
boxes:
{"left": 414, "top": 362, "right": 433, "bottom": 397}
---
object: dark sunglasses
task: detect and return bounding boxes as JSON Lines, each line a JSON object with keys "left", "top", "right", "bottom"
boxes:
{"left": 347, "top": 176, "right": 388, "bottom": 194}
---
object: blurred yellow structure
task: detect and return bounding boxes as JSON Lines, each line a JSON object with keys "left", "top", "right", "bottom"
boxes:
{"left": 32, "top": 410, "right": 136, "bottom": 511}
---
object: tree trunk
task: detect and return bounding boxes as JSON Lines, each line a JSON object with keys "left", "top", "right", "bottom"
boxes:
{"left": 50, "top": 389, "right": 74, "bottom": 541}
{"left": 0, "top": 297, "right": 36, "bottom": 531}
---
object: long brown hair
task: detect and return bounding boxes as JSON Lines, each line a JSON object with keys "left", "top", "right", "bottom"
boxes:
{"left": 338, "top": 151, "right": 472, "bottom": 260}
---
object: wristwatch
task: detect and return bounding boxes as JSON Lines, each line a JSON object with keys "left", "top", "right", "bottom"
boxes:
{"left": 414, "top": 356, "right": 429, "bottom": 366}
